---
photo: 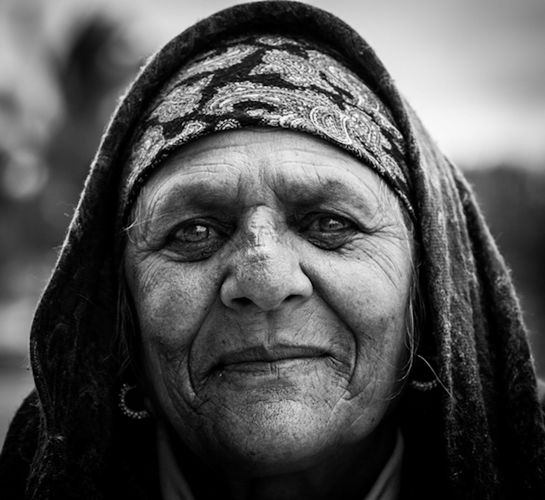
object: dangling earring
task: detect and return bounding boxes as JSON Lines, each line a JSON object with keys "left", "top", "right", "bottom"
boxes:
{"left": 410, "top": 378, "right": 438, "bottom": 391}
{"left": 409, "top": 354, "right": 440, "bottom": 392}
{"left": 118, "top": 383, "right": 150, "bottom": 420}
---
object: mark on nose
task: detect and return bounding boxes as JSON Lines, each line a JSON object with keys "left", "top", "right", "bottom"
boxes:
{"left": 247, "top": 221, "right": 279, "bottom": 248}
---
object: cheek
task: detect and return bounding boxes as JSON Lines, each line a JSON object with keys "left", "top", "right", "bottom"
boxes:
{"left": 307, "top": 242, "right": 411, "bottom": 405}
{"left": 127, "top": 257, "right": 222, "bottom": 414}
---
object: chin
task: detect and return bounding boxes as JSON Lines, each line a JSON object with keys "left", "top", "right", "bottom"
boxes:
{"left": 192, "top": 398, "right": 341, "bottom": 477}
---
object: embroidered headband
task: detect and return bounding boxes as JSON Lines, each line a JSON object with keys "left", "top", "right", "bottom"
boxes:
{"left": 122, "top": 34, "right": 413, "bottom": 218}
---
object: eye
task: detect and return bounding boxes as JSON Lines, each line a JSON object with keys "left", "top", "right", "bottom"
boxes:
{"left": 176, "top": 223, "right": 212, "bottom": 243}
{"left": 310, "top": 216, "right": 351, "bottom": 232}
{"left": 166, "top": 220, "right": 228, "bottom": 260}
{"left": 301, "top": 213, "right": 357, "bottom": 250}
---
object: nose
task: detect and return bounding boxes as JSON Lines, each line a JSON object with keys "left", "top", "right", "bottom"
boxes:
{"left": 220, "top": 214, "right": 312, "bottom": 312}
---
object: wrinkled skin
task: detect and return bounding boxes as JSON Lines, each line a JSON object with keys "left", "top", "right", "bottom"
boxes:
{"left": 124, "top": 129, "right": 413, "bottom": 499}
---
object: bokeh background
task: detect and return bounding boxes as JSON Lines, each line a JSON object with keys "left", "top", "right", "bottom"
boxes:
{"left": 1, "top": 0, "right": 544, "bottom": 444}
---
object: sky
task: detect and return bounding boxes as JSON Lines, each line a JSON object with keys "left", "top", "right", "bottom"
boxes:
{"left": 3, "top": 0, "right": 545, "bottom": 169}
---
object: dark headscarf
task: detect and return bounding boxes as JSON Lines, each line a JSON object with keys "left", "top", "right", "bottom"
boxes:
{"left": 120, "top": 34, "right": 412, "bottom": 219}
{"left": 1, "top": 2, "right": 544, "bottom": 499}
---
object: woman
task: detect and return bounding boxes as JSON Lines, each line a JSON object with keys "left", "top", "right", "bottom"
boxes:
{"left": 1, "top": 1, "right": 544, "bottom": 499}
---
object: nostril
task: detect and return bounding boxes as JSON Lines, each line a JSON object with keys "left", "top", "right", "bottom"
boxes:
{"left": 232, "top": 296, "right": 253, "bottom": 307}
{"left": 229, "top": 293, "right": 303, "bottom": 310}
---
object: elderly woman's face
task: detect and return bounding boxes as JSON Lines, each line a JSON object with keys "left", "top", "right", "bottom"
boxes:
{"left": 124, "top": 129, "right": 412, "bottom": 474}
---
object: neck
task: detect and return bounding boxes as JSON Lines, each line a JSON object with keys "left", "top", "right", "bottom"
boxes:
{"left": 164, "top": 419, "right": 398, "bottom": 500}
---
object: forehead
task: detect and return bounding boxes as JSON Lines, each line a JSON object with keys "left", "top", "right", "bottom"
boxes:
{"left": 139, "top": 129, "right": 398, "bottom": 211}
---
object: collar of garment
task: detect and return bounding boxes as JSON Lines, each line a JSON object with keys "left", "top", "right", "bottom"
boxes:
{"left": 157, "top": 425, "right": 403, "bottom": 500}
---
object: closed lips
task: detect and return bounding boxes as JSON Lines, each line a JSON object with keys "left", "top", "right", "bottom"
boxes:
{"left": 216, "top": 345, "right": 329, "bottom": 370}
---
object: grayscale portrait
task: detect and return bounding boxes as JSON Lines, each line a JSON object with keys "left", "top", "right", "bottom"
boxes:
{"left": 1, "top": 1, "right": 544, "bottom": 499}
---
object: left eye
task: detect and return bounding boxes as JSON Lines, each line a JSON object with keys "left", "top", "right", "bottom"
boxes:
{"left": 301, "top": 214, "right": 356, "bottom": 249}
{"left": 308, "top": 216, "right": 351, "bottom": 232}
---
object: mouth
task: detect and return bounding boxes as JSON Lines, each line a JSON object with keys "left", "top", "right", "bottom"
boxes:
{"left": 215, "top": 345, "right": 329, "bottom": 375}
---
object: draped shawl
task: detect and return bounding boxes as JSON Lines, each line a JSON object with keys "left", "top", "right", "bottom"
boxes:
{"left": 1, "top": 2, "right": 544, "bottom": 499}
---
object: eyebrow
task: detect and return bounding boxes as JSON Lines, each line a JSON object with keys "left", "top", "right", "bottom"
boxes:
{"left": 277, "top": 177, "right": 375, "bottom": 209}
{"left": 143, "top": 169, "right": 385, "bottom": 223}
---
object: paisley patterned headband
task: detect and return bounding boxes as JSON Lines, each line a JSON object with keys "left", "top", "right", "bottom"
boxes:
{"left": 122, "top": 34, "right": 413, "bottom": 218}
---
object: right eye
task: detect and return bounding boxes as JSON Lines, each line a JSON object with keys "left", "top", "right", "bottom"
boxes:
{"left": 175, "top": 223, "right": 214, "bottom": 243}
{"left": 166, "top": 220, "right": 228, "bottom": 261}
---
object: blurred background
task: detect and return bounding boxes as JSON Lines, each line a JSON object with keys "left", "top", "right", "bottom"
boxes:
{"left": 1, "top": 0, "right": 544, "bottom": 443}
